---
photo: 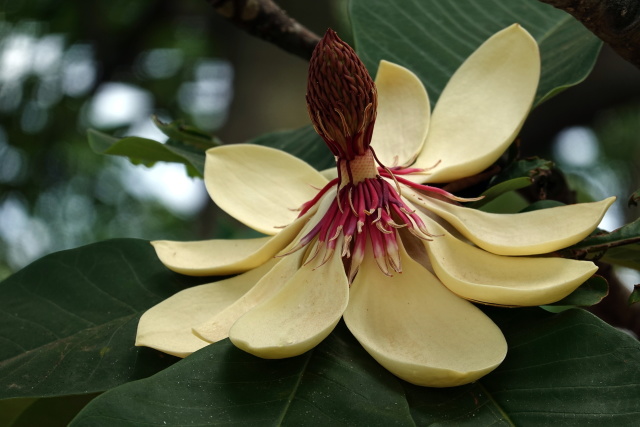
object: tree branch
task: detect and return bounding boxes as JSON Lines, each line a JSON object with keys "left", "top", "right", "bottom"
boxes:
{"left": 539, "top": 0, "right": 640, "bottom": 69}
{"left": 205, "top": 0, "right": 320, "bottom": 60}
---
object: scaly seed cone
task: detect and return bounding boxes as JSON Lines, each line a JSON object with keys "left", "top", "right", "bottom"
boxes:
{"left": 306, "top": 29, "right": 377, "bottom": 160}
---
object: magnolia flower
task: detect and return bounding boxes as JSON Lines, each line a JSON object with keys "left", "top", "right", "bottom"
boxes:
{"left": 136, "top": 25, "right": 614, "bottom": 387}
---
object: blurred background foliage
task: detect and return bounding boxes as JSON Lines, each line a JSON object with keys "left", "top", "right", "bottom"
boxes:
{"left": 0, "top": 0, "right": 346, "bottom": 280}
{"left": 0, "top": 0, "right": 639, "bottom": 297}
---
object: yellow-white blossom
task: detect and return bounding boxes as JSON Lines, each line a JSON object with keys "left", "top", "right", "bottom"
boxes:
{"left": 136, "top": 25, "right": 614, "bottom": 387}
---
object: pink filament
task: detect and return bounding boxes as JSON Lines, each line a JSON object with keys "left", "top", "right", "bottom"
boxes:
{"left": 292, "top": 173, "right": 435, "bottom": 281}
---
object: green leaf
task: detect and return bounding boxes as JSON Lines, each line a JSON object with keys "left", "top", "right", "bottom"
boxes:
{"left": 0, "top": 239, "right": 210, "bottom": 399}
{"left": 152, "top": 116, "right": 221, "bottom": 152}
{"left": 404, "top": 305, "right": 637, "bottom": 425}
{"left": 2, "top": 394, "right": 98, "bottom": 427}
{"left": 472, "top": 177, "right": 531, "bottom": 209}
{"left": 0, "top": 398, "right": 35, "bottom": 426}
{"left": 519, "top": 199, "right": 566, "bottom": 213}
{"left": 251, "top": 125, "right": 335, "bottom": 171}
{"left": 71, "top": 321, "right": 414, "bottom": 426}
{"left": 87, "top": 129, "right": 206, "bottom": 177}
{"left": 71, "top": 309, "right": 640, "bottom": 426}
{"left": 493, "top": 157, "right": 554, "bottom": 184}
{"left": 566, "top": 217, "right": 640, "bottom": 256}
{"left": 470, "top": 158, "right": 553, "bottom": 208}
{"left": 89, "top": 124, "right": 334, "bottom": 176}
{"left": 629, "top": 285, "right": 640, "bottom": 306}
{"left": 601, "top": 244, "right": 640, "bottom": 270}
{"left": 350, "top": 0, "right": 601, "bottom": 106}
{"left": 546, "top": 275, "right": 608, "bottom": 307}
{"left": 629, "top": 189, "right": 640, "bottom": 207}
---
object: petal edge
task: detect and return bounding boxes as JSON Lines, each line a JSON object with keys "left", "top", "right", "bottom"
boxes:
{"left": 344, "top": 245, "right": 506, "bottom": 387}
{"left": 414, "top": 24, "right": 540, "bottom": 183}
{"left": 205, "top": 144, "right": 328, "bottom": 234}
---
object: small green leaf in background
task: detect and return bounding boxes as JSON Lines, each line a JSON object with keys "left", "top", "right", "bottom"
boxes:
{"left": 629, "top": 189, "right": 640, "bottom": 207}
{"left": 350, "top": 0, "right": 601, "bottom": 106}
{"left": 89, "top": 124, "right": 334, "bottom": 177}
{"left": 546, "top": 275, "right": 608, "bottom": 307}
{"left": 0, "top": 239, "right": 211, "bottom": 399}
{"left": 152, "top": 115, "right": 221, "bottom": 152}
{"left": 492, "top": 157, "right": 554, "bottom": 184}
{"left": 251, "top": 125, "right": 335, "bottom": 171}
{"left": 563, "top": 217, "right": 640, "bottom": 267}
{"left": 69, "top": 309, "right": 640, "bottom": 426}
{"left": 629, "top": 285, "right": 640, "bottom": 305}
{"left": 601, "top": 244, "right": 640, "bottom": 271}
{"left": 519, "top": 199, "right": 566, "bottom": 213}
{"left": 471, "top": 158, "right": 554, "bottom": 208}
{"left": 87, "top": 129, "right": 207, "bottom": 177}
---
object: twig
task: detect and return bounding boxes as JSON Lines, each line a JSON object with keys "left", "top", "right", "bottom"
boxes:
{"left": 539, "top": 0, "right": 640, "bottom": 69}
{"left": 205, "top": 0, "right": 320, "bottom": 60}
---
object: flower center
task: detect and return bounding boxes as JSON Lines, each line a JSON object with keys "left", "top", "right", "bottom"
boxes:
{"left": 297, "top": 28, "right": 482, "bottom": 281}
{"left": 291, "top": 148, "right": 437, "bottom": 281}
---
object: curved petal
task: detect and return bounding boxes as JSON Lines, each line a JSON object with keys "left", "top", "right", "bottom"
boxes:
{"left": 228, "top": 238, "right": 349, "bottom": 359}
{"left": 135, "top": 260, "right": 275, "bottom": 357}
{"left": 370, "top": 60, "right": 430, "bottom": 167}
{"left": 151, "top": 210, "right": 312, "bottom": 276}
{"left": 193, "top": 247, "right": 305, "bottom": 343}
{"left": 408, "top": 193, "right": 615, "bottom": 256}
{"left": 194, "top": 193, "right": 335, "bottom": 343}
{"left": 205, "top": 144, "right": 329, "bottom": 235}
{"left": 344, "top": 244, "right": 506, "bottom": 387}
{"left": 422, "top": 216, "right": 598, "bottom": 306}
{"left": 413, "top": 24, "right": 540, "bottom": 183}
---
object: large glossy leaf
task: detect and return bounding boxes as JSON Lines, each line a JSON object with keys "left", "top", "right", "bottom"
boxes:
{"left": 350, "top": 0, "right": 602, "bottom": 106}
{"left": 1, "top": 394, "right": 98, "bottom": 427}
{"left": 71, "top": 321, "right": 413, "bottom": 426}
{"left": 71, "top": 308, "right": 640, "bottom": 425}
{"left": 0, "top": 239, "right": 210, "bottom": 399}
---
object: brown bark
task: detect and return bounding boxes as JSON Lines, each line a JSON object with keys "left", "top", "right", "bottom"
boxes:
{"left": 205, "top": 0, "right": 320, "bottom": 60}
{"left": 540, "top": 0, "right": 640, "bottom": 69}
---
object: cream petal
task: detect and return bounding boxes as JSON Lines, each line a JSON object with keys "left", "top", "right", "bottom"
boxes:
{"left": 344, "top": 245, "right": 506, "bottom": 387}
{"left": 422, "top": 216, "right": 598, "bottom": 306}
{"left": 205, "top": 144, "right": 328, "bottom": 235}
{"left": 135, "top": 260, "right": 275, "bottom": 357}
{"left": 413, "top": 24, "right": 540, "bottom": 183}
{"left": 408, "top": 193, "right": 615, "bottom": 256}
{"left": 151, "top": 212, "right": 310, "bottom": 276}
{"left": 320, "top": 167, "right": 338, "bottom": 181}
{"left": 194, "top": 193, "right": 336, "bottom": 343}
{"left": 193, "top": 247, "right": 305, "bottom": 343}
{"left": 370, "top": 60, "right": 430, "bottom": 167}
{"left": 228, "top": 239, "right": 349, "bottom": 359}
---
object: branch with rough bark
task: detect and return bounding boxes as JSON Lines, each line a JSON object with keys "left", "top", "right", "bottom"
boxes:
{"left": 539, "top": 0, "right": 640, "bottom": 69}
{"left": 205, "top": 0, "right": 320, "bottom": 60}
